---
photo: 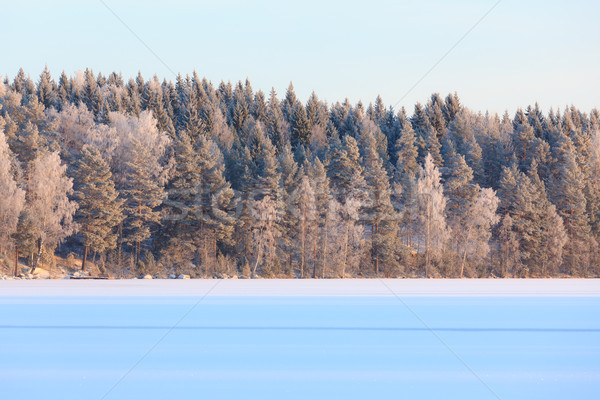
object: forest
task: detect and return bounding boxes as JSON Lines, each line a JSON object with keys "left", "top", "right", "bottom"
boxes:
{"left": 0, "top": 67, "right": 599, "bottom": 279}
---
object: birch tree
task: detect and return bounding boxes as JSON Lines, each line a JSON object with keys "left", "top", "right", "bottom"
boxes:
{"left": 0, "top": 130, "right": 25, "bottom": 270}
{"left": 416, "top": 153, "right": 448, "bottom": 277}
{"left": 28, "top": 152, "right": 78, "bottom": 272}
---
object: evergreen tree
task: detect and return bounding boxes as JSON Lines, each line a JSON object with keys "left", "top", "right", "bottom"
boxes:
{"left": 310, "top": 157, "right": 332, "bottom": 278}
{"left": 37, "top": 65, "right": 57, "bottom": 110}
{"left": 11, "top": 209, "right": 37, "bottom": 276}
{"left": 121, "top": 138, "right": 165, "bottom": 266}
{"left": 72, "top": 145, "right": 123, "bottom": 271}
{"left": 160, "top": 131, "right": 201, "bottom": 266}
{"left": 290, "top": 103, "right": 311, "bottom": 150}
{"left": 361, "top": 130, "right": 398, "bottom": 276}
{"left": 327, "top": 135, "right": 366, "bottom": 202}
{"left": 548, "top": 131, "right": 593, "bottom": 274}
{"left": 278, "top": 144, "right": 300, "bottom": 273}
{"left": 498, "top": 162, "right": 567, "bottom": 276}
{"left": 194, "top": 136, "right": 236, "bottom": 275}
{"left": 443, "top": 92, "right": 461, "bottom": 123}
{"left": 266, "top": 88, "right": 289, "bottom": 151}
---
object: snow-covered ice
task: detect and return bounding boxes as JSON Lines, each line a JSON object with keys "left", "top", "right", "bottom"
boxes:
{"left": 0, "top": 279, "right": 598, "bottom": 399}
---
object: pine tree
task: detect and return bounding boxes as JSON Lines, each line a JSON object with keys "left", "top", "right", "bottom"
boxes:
{"left": 72, "top": 145, "right": 123, "bottom": 272}
{"left": 13, "top": 122, "right": 41, "bottom": 166}
{"left": 11, "top": 209, "right": 37, "bottom": 276}
{"left": 121, "top": 138, "right": 165, "bottom": 266}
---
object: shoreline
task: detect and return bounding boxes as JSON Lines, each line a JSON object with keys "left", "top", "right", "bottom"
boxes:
{"left": 0, "top": 278, "right": 598, "bottom": 297}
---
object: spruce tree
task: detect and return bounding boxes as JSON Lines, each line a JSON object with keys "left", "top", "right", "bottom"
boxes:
{"left": 310, "top": 157, "right": 332, "bottom": 277}
{"left": 278, "top": 145, "right": 300, "bottom": 273}
{"left": 37, "top": 65, "right": 57, "bottom": 110}
{"left": 290, "top": 103, "right": 311, "bottom": 150}
{"left": 361, "top": 130, "right": 398, "bottom": 276}
{"left": 548, "top": 131, "right": 593, "bottom": 275}
{"left": 194, "top": 136, "right": 236, "bottom": 275}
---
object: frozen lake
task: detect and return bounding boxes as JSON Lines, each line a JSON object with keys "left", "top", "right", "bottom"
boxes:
{"left": 1, "top": 279, "right": 599, "bottom": 399}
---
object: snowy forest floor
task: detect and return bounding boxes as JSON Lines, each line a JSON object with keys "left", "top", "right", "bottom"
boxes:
{"left": 1, "top": 280, "right": 599, "bottom": 400}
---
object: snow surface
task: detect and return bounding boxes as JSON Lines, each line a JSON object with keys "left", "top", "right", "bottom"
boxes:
{"left": 1, "top": 279, "right": 599, "bottom": 400}
{"left": 1, "top": 278, "right": 599, "bottom": 297}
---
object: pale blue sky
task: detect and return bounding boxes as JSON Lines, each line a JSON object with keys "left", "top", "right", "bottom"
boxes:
{"left": 2, "top": 0, "right": 599, "bottom": 114}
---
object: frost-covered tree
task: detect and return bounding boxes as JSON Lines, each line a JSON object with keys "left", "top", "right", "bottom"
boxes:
{"left": 498, "top": 162, "right": 567, "bottom": 276}
{"left": 0, "top": 130, "right": 25, "bottom": 256}
{"left": 194, "top": 136, "right": 236, "bottom": 275}
{"left": 28, "top": 152, "right": 78, "bottom": 272}
{"left": 250, "top": 196, "right": 280, "bottom": 277}
{"left": 290, "top": 173, "right": 316, "bottom": 277}
{"left": 72, "top": 145, "right": 123, "bottom": 272}
{"left": 361, "top": 129, "right": 398, "bottom": 276}
{"left": 121, "top": 138, "right": 165, "bottom": 266}
{"left": 457, "top": 188, "right": 499, "bottom": 277}
{"left": 416, "top": 153, "right": 448, "bottom": 276}
{"left": 548, "top": 130, "right": 594, "bottom": 274}
{"left": 310, "top": 157, "right": 332, "bottom": 277}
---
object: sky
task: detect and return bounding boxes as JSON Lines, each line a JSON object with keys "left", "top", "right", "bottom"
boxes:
{"left": 2, "top": 0, "right": 599, "bottom": 115}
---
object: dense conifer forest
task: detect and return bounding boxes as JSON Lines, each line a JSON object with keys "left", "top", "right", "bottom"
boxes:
{"left": 1, "top": 67, "right": 599, "bottom": 278}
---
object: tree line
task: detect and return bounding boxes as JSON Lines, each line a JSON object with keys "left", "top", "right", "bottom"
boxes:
{"left": 0, "top": 67, "right": 599, "bottom": 278}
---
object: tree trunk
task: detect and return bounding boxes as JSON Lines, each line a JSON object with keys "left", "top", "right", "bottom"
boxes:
{"left": 313, "top": 219, "right": 318, "bottom": 279}
{"left": 82, "top": 246, "right": 88, "bottom": 272}
{"left": 135, "top": 241, "right": 140, "bottom": 266}
{"left": 342, "top": 221, "right": 349, "bottom": 278}
{"left": 374, "top": 222, "right": 379, "bottom": 276}
{"left": 31, "top": 237, "right": 43, "bottom": 275}
{"left": 14, "top": 247, "right": 19, "bottom": 277}
{"left": 301, "top": 217, "right": 306, "bottom": 279}
{"left": 322, "top": 216, "right": 328, "bottom": 279}
{"left": 425, "top": 199, "right": 431, "bottom": 278}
